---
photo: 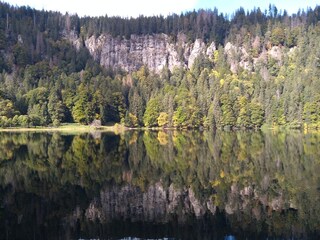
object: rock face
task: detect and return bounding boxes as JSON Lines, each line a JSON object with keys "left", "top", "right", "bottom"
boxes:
{"left": 224, "top": 41, "right": 285, "bottom": 74}
{"left": 67, "top": 32, "right": 287, "bottom": 75}
{"left": 83, "top": 33, "right": 215, "bottom": 73}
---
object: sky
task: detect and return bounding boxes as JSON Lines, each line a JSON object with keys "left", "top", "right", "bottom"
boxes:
{"left": 2, "top": 0, "right": 319, "bottom": 17}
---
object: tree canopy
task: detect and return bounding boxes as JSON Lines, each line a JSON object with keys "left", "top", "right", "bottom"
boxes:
{"left": 1, "top": 2, "right": 320, "bottom": 129}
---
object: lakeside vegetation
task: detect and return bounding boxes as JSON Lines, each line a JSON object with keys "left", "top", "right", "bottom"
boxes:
{"left": 0, "top": 123, "right": 126, "bottom": 134}
{"left": 1, "top": 3, "right": 320, "bottom": 129}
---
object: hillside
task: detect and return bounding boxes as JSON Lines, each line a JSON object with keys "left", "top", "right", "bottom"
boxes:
{"left": 1, "top": 2, "right": 320, "bottom": 129}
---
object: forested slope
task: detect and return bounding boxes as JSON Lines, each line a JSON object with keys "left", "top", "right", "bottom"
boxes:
{"left": 1, "top": 2, "right": 320, "bottom": 129}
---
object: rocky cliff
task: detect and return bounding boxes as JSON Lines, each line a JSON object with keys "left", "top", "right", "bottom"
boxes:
{"left": 68, "top": 31, "right": 286, "bottom": 75}
{"left": 70, "top": 32, "right": 216, "bottom": 73}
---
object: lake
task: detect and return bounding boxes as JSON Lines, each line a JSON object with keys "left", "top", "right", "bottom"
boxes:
{"left": 0, "top": 130, "right": 319, "bottom": 239}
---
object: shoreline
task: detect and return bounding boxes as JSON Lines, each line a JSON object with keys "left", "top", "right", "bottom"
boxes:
{"left": 0, "top": 124, "right": 123, "bottom": 133}
{"left": 0, "top": 124, "right": 318, "bottom": 134}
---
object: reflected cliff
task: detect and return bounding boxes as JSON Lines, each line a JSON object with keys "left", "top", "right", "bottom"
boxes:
{"left": 0, "top": 130, "right": 319, "bottom": 239}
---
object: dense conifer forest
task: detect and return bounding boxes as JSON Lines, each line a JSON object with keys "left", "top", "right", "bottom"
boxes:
{"left": 1, "top": 2, "right": 320, "bottom": 129}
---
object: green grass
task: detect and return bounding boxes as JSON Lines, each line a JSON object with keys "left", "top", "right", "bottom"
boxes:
{"left": 0, "top": 123, "right": 126, "bottom": 134}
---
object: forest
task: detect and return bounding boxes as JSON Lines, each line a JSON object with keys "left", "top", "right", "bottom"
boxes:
{"left": 1, "top": 2, "right": 320, "bottom": 129}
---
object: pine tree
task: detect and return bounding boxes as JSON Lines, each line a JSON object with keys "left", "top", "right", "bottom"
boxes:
{"left": 48, "top": 88, "right": 66, "bottom": 126}
{"left": 143, "top": 97, "right": 161, "bottom": 127}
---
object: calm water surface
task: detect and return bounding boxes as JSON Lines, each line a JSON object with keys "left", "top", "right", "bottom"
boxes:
{"left": 0, "top": 130, "right": 319, "bottom": 239}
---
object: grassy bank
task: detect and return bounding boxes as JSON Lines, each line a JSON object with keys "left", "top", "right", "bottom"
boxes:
{"left": 0, "top": 123, "right": 127, "bottom": 134}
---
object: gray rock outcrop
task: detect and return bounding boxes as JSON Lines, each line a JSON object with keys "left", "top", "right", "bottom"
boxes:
{"left": 74, "top": 33, "right": 214, "bottom": 73}
{"left": 66, "top": 31, "right": 287, "bottom": 76}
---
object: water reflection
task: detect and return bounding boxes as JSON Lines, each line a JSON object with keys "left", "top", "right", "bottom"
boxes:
{"left": 0, "top": 130, "right": 319, "bottom": 239}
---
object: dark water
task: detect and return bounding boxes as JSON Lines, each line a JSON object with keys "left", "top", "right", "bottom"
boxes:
{"left": 0, "top": 130, "right": 319, "bottom": 239}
